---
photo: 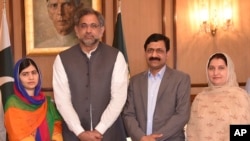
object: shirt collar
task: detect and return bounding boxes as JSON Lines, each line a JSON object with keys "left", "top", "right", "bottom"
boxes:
{"left": 82, "top": 46, "right": 98, "bottom": 59}
{"left": 148, "top": 65, "right": 166, "bottom": 79}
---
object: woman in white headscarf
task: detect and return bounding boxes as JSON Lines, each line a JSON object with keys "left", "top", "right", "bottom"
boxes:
{"left": 187, "top": 52, "right": 250, "bottom": 141}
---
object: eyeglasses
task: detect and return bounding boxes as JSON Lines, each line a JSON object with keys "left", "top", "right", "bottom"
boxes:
{"left": 78, "top": 23, "right": 101, "bottom": 30}
{"left": 146, "top": 48, "right": 166, "bottom": 54}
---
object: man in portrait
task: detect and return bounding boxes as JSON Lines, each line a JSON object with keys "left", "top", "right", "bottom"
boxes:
{"left": 36, "top": 0, "right": 91, "bottom": 48}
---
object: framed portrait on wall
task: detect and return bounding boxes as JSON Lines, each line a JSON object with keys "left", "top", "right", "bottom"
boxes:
{"left": 25, "top": 0, "right": 102, "bottom": 55}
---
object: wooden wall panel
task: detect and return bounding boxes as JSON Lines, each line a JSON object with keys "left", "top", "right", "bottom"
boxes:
{"left": 122, "top": 0, "right": 163, "bottom": 77}
{"left": 175, "top": 0, "right": 250, "bottom": 85}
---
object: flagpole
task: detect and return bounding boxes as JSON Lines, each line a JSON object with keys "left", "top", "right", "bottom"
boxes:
{"left": 3, "top": 0, "right": 6, "bottom": 9}
{"left": 117, "top": 0, "right": 121, "bottom": 13}
{"left": 2, "top": 0, "right": 6, "bottom": 16}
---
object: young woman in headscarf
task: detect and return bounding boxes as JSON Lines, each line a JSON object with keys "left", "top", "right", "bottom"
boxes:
{"left": 186, "top": 52, "right": 250, "bottom": 141}
{"left": 4, "top": 58, "right": 63, "bottom": 141}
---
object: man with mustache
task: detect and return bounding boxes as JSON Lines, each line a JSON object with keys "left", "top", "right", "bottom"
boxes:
{"left": 123, "top": 33, "right": 191, "bottom": 141}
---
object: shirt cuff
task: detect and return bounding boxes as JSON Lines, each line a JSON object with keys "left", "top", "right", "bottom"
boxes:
{"left": 73, "top": 125, "right": 85, "bottom": 136}
{"left": 95, "top": 122, "right": 106, "bottom": 135}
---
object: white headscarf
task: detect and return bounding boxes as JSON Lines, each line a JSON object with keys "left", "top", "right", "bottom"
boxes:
{"left": 206, "top": 52, "right": 239, "bottom": 88}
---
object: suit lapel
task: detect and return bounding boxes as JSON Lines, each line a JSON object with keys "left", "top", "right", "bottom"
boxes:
{"left": 140, "top": 71, "right": 148, "bottom": 116}
{"left": 157, "top": 66, "right": 172, "bottom": 101}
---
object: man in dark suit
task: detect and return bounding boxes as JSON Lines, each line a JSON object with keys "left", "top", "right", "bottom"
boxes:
{"left": 123, "top": 33, "right": 191, "bottom": 141}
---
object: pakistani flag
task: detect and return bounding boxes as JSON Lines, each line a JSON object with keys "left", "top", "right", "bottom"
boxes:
{"left": 113, "top": 9, "right": 131, "bottom": 140}
{"left": 0, "top": 7, "right": 14, "bottom": 107}
{"left": 112, "top": 11, "right": 130, "bottom": 71}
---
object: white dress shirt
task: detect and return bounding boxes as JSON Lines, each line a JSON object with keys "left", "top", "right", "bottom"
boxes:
{"left": 146, "top": 66, "right": 166, "bottom": 135}
{"left": 53, "top": 51, "right": 128, "bottom": 136}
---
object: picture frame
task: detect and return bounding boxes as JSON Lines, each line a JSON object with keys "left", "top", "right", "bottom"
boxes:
{"left": 25, "top": 0, "right": 102, "bottom": 55}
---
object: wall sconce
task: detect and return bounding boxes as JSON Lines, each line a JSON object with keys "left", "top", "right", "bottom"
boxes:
{"left": 199, "top": 0, "right": 233, "bottom": 36}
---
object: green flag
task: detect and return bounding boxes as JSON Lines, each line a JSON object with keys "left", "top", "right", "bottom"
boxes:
{"left": 0, "top": 7, "right": 14, "bottom": 107}
{"left": 112, "top": 12, "right": 130, "bottom": 71}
